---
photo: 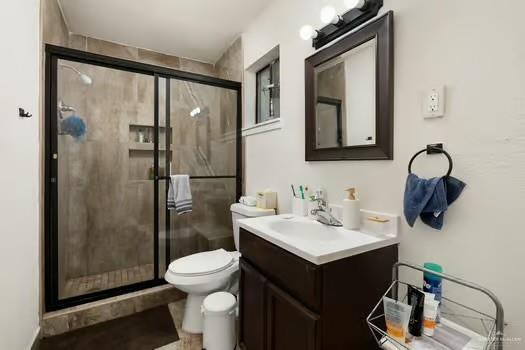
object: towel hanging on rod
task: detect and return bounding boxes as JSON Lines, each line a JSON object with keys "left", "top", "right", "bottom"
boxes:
{"left": 404, "top": 143, "right": 466, "bottom": 230}
{"left": 408, "top": 143, "right": 453, "bottom": 177}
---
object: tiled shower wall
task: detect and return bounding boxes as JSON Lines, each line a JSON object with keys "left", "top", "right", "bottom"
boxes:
{"left": 42, "top": 0, "right": 243, "bottom": 291}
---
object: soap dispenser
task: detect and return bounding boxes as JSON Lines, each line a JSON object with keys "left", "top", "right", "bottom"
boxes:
{"left": 343, "top": 188, "right": 361, "bottom": 230}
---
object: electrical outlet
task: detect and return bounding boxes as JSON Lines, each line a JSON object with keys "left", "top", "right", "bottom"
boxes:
{"left": 424, "top": 86, "right": 445, "bottom": 118}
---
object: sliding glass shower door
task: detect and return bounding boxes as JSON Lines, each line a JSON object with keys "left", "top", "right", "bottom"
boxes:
{"left": 45, "top": 45, "right": 241, "bottom": 311}
{"left": 54, "top": 59, "right": 157, "bottom": 301}
{"left": 159, "top": 79, "right": 240, "bottom": 272}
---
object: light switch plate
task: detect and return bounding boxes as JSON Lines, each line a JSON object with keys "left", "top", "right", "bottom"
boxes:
{"left": 424, "top": 86, "right": 445, "bottom": 119}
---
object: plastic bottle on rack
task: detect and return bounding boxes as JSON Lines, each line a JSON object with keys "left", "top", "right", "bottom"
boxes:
{"left": 423, "top": 262, "right": 443, "bottom": 322}
{"left": 423, "top": 262, "right": 443, "bottom": 301}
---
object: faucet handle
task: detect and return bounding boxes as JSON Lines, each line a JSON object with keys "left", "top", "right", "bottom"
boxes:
{"left": 313, "top": 188, "right": 325, "bottom": 201}
{"left": 313, "top": 196, "right": 326, "bottom": 208}
{"left": 311, "top": 188, "right": 327, "bottom": 208}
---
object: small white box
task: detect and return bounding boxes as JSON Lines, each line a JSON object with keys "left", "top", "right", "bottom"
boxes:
{"left": 256, "top": 191, "right": 277, "bottom": 209}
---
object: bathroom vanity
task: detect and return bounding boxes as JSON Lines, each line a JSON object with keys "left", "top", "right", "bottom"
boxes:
{"left": 238, "top": 215, "right": 399, "bottom": 349}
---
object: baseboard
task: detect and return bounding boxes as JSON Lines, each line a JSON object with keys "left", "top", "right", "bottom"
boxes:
{"left": 29, "top": 327, "right": 41, "bottom": 350}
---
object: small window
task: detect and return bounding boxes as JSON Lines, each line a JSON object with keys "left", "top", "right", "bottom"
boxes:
{"left": 256, "top": 59, "right": 280, "bottom": 123}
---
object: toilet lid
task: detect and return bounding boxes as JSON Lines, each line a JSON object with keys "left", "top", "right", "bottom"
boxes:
{"left": 168, "top": 249, "right": 234, "bottom": 277}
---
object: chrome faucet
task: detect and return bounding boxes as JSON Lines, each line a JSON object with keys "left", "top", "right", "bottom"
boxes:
{"left": 311, "top": 195, "right": 343, "bottom": 227}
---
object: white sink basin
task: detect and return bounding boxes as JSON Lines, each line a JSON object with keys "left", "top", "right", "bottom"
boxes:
{"left": 238, "top": 213, "right": 399, "bottom": 265}
{"left": 268, "top": 220, "right": 345, "bottom": 242}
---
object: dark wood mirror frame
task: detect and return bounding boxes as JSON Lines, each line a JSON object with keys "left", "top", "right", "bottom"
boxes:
{"left": 305, "top": 11, "right": 394, "bottom": 161}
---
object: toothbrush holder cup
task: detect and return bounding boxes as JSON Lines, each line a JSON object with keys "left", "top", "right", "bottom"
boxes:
{"left": 292, "top": 197, "right": 309, "bottom": 217}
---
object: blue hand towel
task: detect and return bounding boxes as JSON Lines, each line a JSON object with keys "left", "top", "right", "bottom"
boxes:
{"left": 404, "top": 174, "right": 466, "bottom": 230}
{"left": 404, "top": 174, "right": 447, "bottom": 228}
{"left": 443, "top": 176, "right": 467, "bottom": 205}
{"left": 420, "top": 176, "right": 466, "bottom": 229}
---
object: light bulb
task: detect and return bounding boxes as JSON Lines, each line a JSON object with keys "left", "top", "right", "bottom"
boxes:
{"left": 299, "top": 25, "right": 318, "bottom": 41}
{"left": 320, "top": 6, "right": 341, "bottom": 25}
{"left": 344, "top": 0, "right": 366, "bottom": 10}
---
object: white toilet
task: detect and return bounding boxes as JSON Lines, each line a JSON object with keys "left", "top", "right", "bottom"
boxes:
{"left": 165, "top": 203, "right": 275, "bottom": 333}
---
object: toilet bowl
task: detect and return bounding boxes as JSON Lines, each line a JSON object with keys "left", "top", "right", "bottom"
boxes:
{"left": 165, "top": 203, "right": 275, "bottom": 333}
{"left": 165, "top": 249, "right": 240, "bottom": 333}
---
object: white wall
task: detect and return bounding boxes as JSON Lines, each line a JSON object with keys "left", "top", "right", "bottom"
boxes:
{"left": 0, "top": 0, "right": 41, "bottom": 349}
{"left": 242, "top": 0, "right": 525, "bottom": 346}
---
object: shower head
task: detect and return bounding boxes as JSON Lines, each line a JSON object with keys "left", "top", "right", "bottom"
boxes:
{"left": 60, "top": 64, "right": 93, "bottom": 85}
{"left": 79, "top": 73, "right": 92, "bottom": 85}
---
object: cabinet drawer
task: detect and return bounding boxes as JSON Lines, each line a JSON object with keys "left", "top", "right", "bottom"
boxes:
{"left": 240, "top": 228, "right": 321, "bottom": 311}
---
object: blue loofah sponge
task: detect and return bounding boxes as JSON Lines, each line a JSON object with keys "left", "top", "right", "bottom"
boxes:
{"left": 61, "top": 115, "right": 87, "bottom": 141}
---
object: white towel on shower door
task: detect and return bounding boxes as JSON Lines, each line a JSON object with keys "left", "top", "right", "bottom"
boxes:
{"left": 168, "top": 175, "right": 192, "bottom": 215}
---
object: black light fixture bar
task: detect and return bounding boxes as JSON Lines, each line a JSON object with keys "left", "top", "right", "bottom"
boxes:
{"left": 313, "top": 0, "right": 383, "bottom": 49}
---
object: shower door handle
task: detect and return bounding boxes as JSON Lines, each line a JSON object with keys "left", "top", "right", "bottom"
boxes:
{"left": 50, "top": 154, "right": 58, "bottom": 184}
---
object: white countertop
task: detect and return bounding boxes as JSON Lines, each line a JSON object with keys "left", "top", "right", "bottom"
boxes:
{"left": 238, "top": 212, "right": 400, "bottom": 265}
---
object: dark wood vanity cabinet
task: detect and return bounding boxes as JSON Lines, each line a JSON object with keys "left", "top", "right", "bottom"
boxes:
{"left": 238, "top": 228, "right": 398, "bottom": 350}
{"left": 240, "top": 260, "right": 320, "bottom": 350}
{"left": 266, "top": 282, "right": 321, "bottom": 350}
{"left": 239, "top": 260, "right": 267, "bottom": 350}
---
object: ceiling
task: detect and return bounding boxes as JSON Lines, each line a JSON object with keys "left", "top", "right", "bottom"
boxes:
{"left": 58, "top": 0, "right": 269, "bottom": 63}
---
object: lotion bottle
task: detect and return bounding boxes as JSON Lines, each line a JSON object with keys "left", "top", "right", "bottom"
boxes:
{"left": 343, "top": 188, "right": 360, "bottom": 230}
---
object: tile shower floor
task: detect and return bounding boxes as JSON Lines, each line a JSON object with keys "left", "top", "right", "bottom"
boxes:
{"left": 63, "top": 264, "right": 154, "bottom": 298}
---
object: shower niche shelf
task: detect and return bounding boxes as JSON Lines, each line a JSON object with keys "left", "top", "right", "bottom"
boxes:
{"left": 128, "top": 123, "right": 171, "bottom": 181}
{"left": 129, "top": 122, "right": 170, "bottom": 129}
{"left": 128, "top": 142, "right": 171, "bottom": 152}
{"left": 128, "top": 123, "right": 172, "bottom": 154}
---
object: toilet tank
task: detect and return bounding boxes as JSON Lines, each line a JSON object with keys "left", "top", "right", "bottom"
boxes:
{"left": 230, "top": 203, "right": 275, "bottom": 250}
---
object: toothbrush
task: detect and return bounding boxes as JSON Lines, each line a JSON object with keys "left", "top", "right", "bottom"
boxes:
{"left": 291, "top": 184, "right": 297, "bottom": 198}
{"left": 299, "top": 185, "right": 305, "bottom": 199}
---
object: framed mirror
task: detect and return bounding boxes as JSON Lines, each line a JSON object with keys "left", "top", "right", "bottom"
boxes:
{"left": 305, "top": 11, "right": 393, "bottom": 161}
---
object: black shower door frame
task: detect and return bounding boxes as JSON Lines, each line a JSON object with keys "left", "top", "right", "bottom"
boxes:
{"left": 44, "top": 44, "right": 242, "bottom": 311}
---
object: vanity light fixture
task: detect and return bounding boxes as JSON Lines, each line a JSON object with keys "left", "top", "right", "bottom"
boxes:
{"left": 320, "top": 6, "right": 344, "bottom": 26}
{"left": 344, "top": 0, "right": 367, "bottom": 10}
{"left": 299, "top": 0, "right": 383, "bottom": 49}
{"left": 299, "top": 25, "right": 321, "bottom": 41}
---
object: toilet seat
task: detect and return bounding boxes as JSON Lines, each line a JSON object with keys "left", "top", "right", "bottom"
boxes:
{"left": 169, "top": 249, "right": 234, "bottom": 277}
{"left": 164, "top": 251, "right": 241, "bottom": 295}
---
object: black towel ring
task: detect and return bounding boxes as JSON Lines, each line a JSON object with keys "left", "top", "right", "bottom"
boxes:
{"left": 408, "top": 143, "right": 453, "bottom": 177}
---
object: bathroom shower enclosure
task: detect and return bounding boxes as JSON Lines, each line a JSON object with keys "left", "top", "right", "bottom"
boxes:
{"left": 44, "top": 45, "right": 242, "bottom": 311}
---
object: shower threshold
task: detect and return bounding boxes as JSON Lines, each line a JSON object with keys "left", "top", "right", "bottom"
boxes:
{"left": 62, "top": 264, "right": 155, "bottom": 299}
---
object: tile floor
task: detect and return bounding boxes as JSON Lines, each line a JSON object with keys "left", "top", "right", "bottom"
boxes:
{"left": 38, "top": 305, "right": 178, "bottom": 350}
{"left": 62, "top": 264, "right": 154, "bottom": 298}
{"left": 155, "top": 299, "right": 203, "bottom": 350}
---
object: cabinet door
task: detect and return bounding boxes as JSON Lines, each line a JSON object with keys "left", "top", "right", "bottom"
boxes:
{"left": 239, "top": 259, "right": 267, "bottom": 350}
{"left": 266, "top": 282, "right": 320, "bottom": 350}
